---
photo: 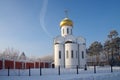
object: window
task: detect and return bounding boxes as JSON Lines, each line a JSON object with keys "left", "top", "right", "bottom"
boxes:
{"left": 71, "top": 50, "right": 73, "bottom": 58}
{"left": 66, "top": 50, "right": 68, "bottom": 58}
{"left": 67, "top": 28, "right": 69, "bottom": 34}
{"left": 59, "top": 51, "right": 61, "bottom": 59}
{"left": 82, "top": 51, "right": 84, "bottom": 59}
{"left": 83, "top": 43, "right": 86, "bottom": 45}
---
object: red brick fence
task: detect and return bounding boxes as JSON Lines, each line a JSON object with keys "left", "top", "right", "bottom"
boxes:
{"left": 0, "top": 59, "right": 49, "bottom": 69}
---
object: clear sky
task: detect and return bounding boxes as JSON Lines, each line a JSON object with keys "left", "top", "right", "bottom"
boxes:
{"left": 0, "top": 0, "right": 120, "bottom": 57}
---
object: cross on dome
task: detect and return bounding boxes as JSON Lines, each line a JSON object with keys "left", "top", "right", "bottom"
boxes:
{"left": 65, "top": 10, "right": 68, "bottom": 18}
{"left": 60, "top": 10, "right": 73, "bottom": 27}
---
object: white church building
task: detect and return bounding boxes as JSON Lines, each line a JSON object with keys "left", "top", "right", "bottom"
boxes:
{"left": 54, "top": 15, "right": 87, "bottom": 68}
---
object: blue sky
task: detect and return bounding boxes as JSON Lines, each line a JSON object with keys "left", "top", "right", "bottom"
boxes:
{"left": 0, "top": 0, "right": 120, "bottom": 57}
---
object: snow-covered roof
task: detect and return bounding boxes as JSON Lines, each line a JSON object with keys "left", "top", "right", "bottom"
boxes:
{"left": 54, "top": 36, "right": 64, "bottom": 44}
{"left": 65, "top": 35, "right": 76, "bottom": 43}
{"left": 77, "top": 36, "right": 86, "bottom": 44}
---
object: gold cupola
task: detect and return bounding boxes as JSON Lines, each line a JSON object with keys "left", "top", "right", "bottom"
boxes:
{"left": 60, "top": 18, "right": 73, "bottom": 27}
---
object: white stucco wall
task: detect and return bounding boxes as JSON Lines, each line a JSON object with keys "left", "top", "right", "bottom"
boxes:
{"left": 65, "top": 43, "right": 78, "bottom": 68}
{"left": 54, "top": 44, "right": 65, "bottom": 68}
{"left": 79, "top": 44, "right": 86, "bottom": 68}
{"left": 61, "top": 26, "right": 72, "bottom": 37}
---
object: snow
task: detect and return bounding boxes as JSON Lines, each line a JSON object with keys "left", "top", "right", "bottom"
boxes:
{"left": 0, "top": 66, "right": 120, "bottom": 80}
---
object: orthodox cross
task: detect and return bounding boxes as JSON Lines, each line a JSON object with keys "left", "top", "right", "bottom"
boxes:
{"left": 65, "top": 10, "right": 68, "bottom": 18}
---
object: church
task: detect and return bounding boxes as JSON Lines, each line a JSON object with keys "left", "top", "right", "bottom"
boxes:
{"left": 54, "top": 15, "right": 87, "bottom": 68}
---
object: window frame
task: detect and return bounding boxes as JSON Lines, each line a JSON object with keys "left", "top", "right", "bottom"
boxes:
{"left": 82, "top": 51, "right": 84, "bottom": 59}
{"left": 59, "top": 51, "right": 61, "bottom": 59}
{"left": 67, "top": 28, "right": 69, "bottom": 34}
{"left": 71, "top": 50, "right": 74, "bottom": 58}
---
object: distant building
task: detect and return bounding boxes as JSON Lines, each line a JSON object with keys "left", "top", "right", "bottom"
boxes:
{"left": 19, "top": 52, "right": 26, "bottom": 60}
{"left": 54, "top": 16, "right": 86, "bottom": 68}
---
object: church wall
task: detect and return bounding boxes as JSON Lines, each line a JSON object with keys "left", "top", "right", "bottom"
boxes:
{"left": 79, "top": 44, "right": 86, "bottom": 67}
{"left": 54, "top": 44, "right": 64, "bottom": 68}
{"left": 65, "top": 43, "right": 78, "bottom": 68}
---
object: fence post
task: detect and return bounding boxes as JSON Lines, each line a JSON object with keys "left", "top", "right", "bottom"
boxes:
{"left": 94, "top": 65, "right": 96, "bottom": 73}
{"left": 29, "top": 66, "right": 31, "bottom": 76}
{"left": 8, "top": 67, "right": 10, "bottom": 76}
{"left": 18, "top": 68, "right": 20, "bottom": 76}
{"left": 84, "top": 64, "right": 87, "bottom": 71}
{"left": 76, "top": 65, "right": 78, "bottom": 74}
{"left": 111, "top": 65, "right": 113, "bottom": 72}
{"left": 58, "top": 66, "right": 60, "bottom": 75}
{"left": 40, "top": 67, "right": 42, "bottom": 76}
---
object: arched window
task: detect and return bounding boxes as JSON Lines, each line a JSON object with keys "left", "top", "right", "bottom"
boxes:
{"left": 67, "top": 28, "right": 69, "bottom": 34}
{"left": 59, "top": 51, "right": 61, "bottom": 59}
{"left": 66, "top": 50, "right": 68, "bottom": 58}
{"left": 82, "top": 51, "right": 84, "bottom": 59}
{"left": 71, "top": 29, "right": 72, "bottom": 34}
{"left": 71, "top": 50, "right": 73, "bottom": 58}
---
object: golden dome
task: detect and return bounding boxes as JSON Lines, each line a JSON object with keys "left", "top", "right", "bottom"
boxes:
{"left": 60, "top": 18, "right": 73, "bottom": 27}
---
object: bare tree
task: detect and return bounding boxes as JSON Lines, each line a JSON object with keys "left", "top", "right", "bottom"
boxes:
{"left": 1, "top": 48, "right": 20, "bottom": 60}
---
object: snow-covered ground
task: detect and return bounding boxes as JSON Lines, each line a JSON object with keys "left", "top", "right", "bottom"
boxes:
{"left": 0, "top": 66, "right": 120, "bottom": 80}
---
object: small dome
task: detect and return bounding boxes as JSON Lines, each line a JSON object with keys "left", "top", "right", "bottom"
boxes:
{"left": 60, "top": 18, "right": 73, "bottom": 27}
